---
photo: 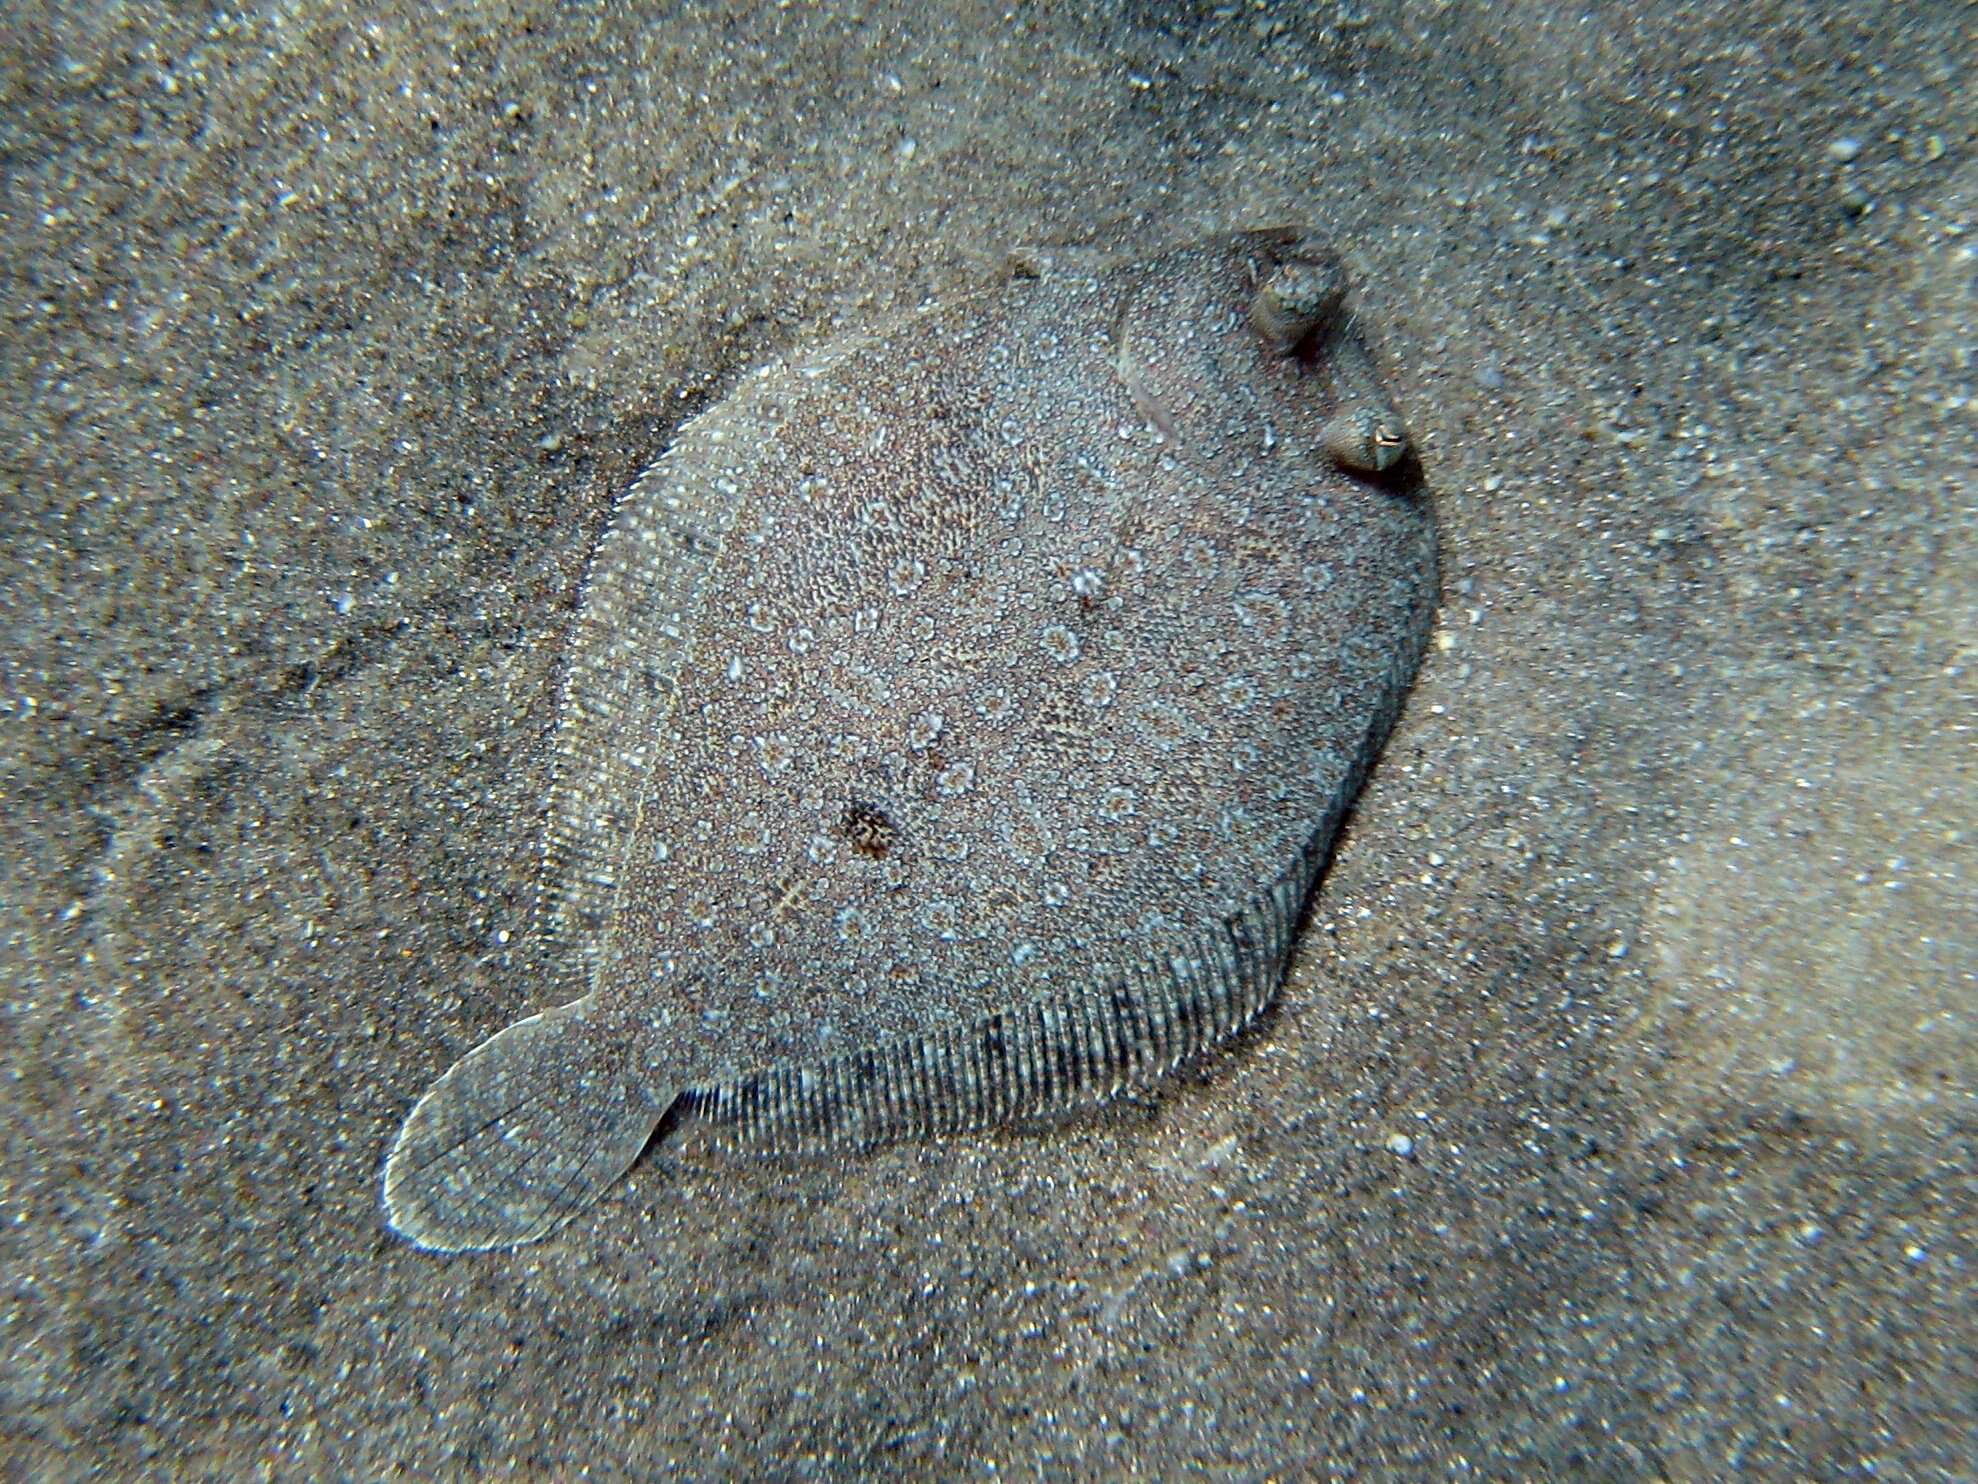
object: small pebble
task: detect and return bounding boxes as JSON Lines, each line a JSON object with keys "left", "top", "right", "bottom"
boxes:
{"left": 1385, "top": 1133, "right": 1415, "bottom": 1158}
{"left": 1827, "top": 135, "right": 1863, "bottom": 164}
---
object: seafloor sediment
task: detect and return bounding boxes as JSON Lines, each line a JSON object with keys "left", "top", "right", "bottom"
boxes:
{"left": 1, "top": 1, "right": 1969, "bottom": 1476}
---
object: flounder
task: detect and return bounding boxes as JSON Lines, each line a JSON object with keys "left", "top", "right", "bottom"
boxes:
{"left": 383, "top": 227, "right": 1438, "bottom": 1251}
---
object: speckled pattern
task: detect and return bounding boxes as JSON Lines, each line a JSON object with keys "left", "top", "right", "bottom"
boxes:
{"left": 384, "top": 230, "right": 1436, "bottom": 1250}
{"left": 4, "top": 0, "right": 1970, "bottom": 1474}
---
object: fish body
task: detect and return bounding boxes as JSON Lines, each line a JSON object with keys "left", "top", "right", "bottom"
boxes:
{"left": 383, "top": 228, "right": 1437, "bottom": 1251}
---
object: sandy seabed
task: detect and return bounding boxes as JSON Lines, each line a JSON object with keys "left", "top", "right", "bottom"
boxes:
{"left": 1, "top": 1, "right": 1970, "bottom": 1477}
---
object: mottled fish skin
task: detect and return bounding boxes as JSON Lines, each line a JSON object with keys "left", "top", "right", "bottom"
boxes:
{"left": 382, "top": 228, "right": 1438, "bottom": 1252}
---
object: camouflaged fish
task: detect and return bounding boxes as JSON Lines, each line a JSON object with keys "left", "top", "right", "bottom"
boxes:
{"left": 382, "top": 227, "right": 1438, "bottom": 1251}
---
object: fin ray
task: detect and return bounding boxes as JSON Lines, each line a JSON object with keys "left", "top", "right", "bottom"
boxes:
{"left": 540, "top": 439, "right": 754, "bottom": 983}
{"left": 685, "top": 840, "right": 1327, "bottom": 1155}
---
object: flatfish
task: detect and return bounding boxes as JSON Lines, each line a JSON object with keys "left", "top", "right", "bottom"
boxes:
{"left": 383, "top": 227, "right": 1438, "bottom": 1251}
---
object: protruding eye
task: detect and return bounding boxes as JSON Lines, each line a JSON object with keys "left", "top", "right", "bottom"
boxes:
{"left": 1250, "top": 258, "right": 1346, "bottom": 355}
{"left": 1321, "top": 405, "right": 1411, "bottom": 474}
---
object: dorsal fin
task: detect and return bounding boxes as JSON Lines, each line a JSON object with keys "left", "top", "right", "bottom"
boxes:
{"left": 538, "top": 408, "right": 764, "bottom": 983}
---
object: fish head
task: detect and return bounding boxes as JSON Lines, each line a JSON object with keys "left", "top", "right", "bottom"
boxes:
{"left": 1114, "top": 227, "right": 1410, "bottom": 477}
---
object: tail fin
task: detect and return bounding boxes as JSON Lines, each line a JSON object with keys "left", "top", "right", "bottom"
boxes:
{"left": 381, "top": 996, "right": 667, "bottom": 1252}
